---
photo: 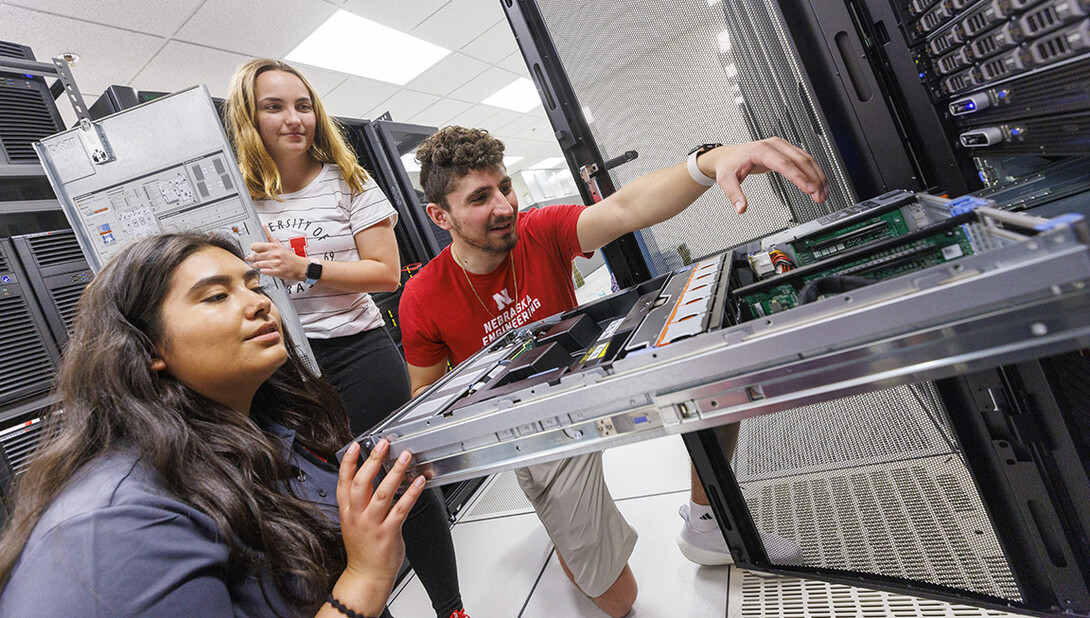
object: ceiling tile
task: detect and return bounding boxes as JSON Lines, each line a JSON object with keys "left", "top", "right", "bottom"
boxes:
{"left": 524, "top": 118, "right": 556, "bottom": 140}
{"left": 460, "top": 21, "right": 519, "bottom": 64}
{"left": 494, "top": 114, "right": 538, "bottom": 138}
{"left": 477, "top": 108, "right": 522, "bottom": 135}
{"left": 4, "top": 0, "right": 204, "bottom": 37}
{"left": 411, "top": 0, "right": 504, "bottom": 51}
{"left": 340, "top": 0, "right": 448, "bottom": 32}
{"left": 445, "top": 104, "right": 500, "bottom": 129}
{"left": 319, "top": 76, "right": 400, "bottom": 119}
{"left": 130, "top": 41, "right": 251, "bottom": 99}
{"left": 0, "top": 5, "right": 165, "bottom": 95}
{"left": 365, "top": 89, "right": 441, "bottom": 123}
{"left": 499, "top": 138, "right": 533, "bottom": 157}
{"left": 292, "top": 64, "right": 349, "bottom": 98}
{"left": 403, "top": 53, "right": 489, "bottom": 97}
{"left": 497, "top": 50, "right": 530, "bottom": 77}
{"left": 174, "top": 0, "right": 337, "bottom": 58}
{"left": 447, "top": 66, "right": 519, "bottom": 104}
{"left": 408, "top": 98, "right": 473, "bottom": 128}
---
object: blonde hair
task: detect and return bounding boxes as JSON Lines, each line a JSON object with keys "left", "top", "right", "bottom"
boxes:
{"left": 225, "top": 59, "right": 369, "bottom": 201}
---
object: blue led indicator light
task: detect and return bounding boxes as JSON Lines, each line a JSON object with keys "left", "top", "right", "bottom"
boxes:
{"left": 966, "top": 101, "right": 975, "bottom": 110}
{"left": 1, "top": 276, "right": 11, "bottom": 283}
{"left": 23, "top": 74, "right": 33, "bottom": 79}
{"left": 919, "top": 72, "right": 926, "bottom": 78}
{"left": 1010, "top": 128, "right": 1020, "bottom": 136}
{"left": 997, "top": 91, "right": 1007, "bottom": 98}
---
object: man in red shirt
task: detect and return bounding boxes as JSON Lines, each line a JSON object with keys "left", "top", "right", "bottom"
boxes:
{"left": 400, "top": 126, "right": 827, "bottom": 616}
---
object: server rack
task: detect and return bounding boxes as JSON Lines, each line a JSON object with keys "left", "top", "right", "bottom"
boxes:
{"left": 0, "top": 40, "right": 66, "bottom": 176}
{"left": 10, "top": 229, "right": 92, "bottom": 349}
{"left": 492, "top": 1, "right": 1090, "bottom": 614}
{"left": 0, "top": 239, "right": 60, "bottom": 409}
{"left": 0, "top": 44, "right": 72, "bottom": 512}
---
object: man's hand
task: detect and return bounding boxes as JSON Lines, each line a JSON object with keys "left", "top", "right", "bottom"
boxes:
{"left": 699, "top": 137, "right": 829, "bottom": 214}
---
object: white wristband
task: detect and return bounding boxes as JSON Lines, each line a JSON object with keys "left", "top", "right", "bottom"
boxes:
{"left": 687, "top": 150, "right": 716, "bottom": 187}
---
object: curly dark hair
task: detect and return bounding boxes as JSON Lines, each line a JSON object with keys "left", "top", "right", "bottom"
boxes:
{"left": 416, "top": 125, "right": 506, "bottom": 208}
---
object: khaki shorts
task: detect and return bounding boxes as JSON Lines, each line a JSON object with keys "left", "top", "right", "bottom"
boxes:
{"left": 515, "top": 452, "right": 638, "bottom": 598}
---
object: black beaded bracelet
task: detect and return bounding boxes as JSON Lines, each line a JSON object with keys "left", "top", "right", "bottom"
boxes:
{"left": 327, "top": 594, "right": 366, "bottom": 618}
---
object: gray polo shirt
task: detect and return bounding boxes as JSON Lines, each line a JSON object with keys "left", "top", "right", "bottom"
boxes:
{"left": 0, "top": 423, "right": 382, "bottom": 617}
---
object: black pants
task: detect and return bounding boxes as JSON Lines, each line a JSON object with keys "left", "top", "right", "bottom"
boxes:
{"left": 310, "top": 328, "right": 462, "bottom": 617}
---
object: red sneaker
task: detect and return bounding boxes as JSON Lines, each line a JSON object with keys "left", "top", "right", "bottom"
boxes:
{"left": 449, "top": 610, "right": 470, "bottom": 618}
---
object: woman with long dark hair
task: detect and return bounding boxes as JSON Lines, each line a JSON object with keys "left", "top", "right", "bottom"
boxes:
{"left": 225, "top": 58, "right": 466, "bottom": 618}
{"left": 0, "top": 233, "right": 422, "bottom": 617}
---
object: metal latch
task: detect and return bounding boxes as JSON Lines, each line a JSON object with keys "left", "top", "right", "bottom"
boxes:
{"left": 77, "top": 119, "right": 114, "bottom": 165}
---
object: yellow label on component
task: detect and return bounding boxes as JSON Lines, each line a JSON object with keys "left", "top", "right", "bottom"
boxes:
{"left": 581, "top": 342, "right": 609, "bottom": 363}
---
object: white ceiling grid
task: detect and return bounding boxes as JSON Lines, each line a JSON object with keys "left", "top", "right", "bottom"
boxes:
{"left": 0, "top": 0, "right": 566, "bottom": 173}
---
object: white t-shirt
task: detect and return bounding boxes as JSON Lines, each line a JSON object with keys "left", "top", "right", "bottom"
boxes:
{"left": 254, "top": 163, "right": 397, "bottom": 339}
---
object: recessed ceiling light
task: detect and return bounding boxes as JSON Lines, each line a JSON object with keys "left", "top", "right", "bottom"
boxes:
{"left": 503, "top": 156, "right": 524, "bottom": 168}
{"left": 401, "top": 152, "right": 420, "bottom": 173}
{"left": 286, "top": 10, "right": 450, "bottom": 85}
{"left": 483, "top": 78, "right": 541, "bottom": 113}
{"left": 530, "top": 157, "right": 566, "bottom": 169}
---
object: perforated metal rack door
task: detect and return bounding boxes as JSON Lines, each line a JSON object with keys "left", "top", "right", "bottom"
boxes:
{"left": 529, "top": 0, "right": 857, "bottom": 276}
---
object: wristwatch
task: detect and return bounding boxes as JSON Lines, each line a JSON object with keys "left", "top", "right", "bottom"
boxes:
{"left": 304, "top": 261, "right": 323, "bottom": 286}
{"left": 687, "top": 143, "right": 722, "bottom": 187}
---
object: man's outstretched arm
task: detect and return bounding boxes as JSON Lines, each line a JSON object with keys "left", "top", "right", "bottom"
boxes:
{"left": 576, "top": 137, "right": 829, "bottom": 253}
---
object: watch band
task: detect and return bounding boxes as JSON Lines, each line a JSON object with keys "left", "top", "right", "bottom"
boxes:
{"left": 687, "top": 149, "right": 717, "bottom": 187}
{"left": 304, "top": 261, "right": 322, "bottom": 286}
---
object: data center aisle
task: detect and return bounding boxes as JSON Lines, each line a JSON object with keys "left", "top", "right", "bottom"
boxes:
{"left": 388, "top": 433, "right": 1033, "bottom": 617}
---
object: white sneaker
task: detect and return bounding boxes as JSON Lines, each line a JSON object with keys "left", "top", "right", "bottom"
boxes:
{"left": 677, "top": 503, "right": 804, "bottom": 567}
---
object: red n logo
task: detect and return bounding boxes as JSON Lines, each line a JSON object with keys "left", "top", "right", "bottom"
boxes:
{"left": 288, "top": 236, "right": 308, "bottom": 258}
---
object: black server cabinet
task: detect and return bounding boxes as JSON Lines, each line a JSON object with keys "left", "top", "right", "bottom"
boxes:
{"left": 0, "top": 239, "right": 61, "bottom": 410}
{"left": 11, "top": 229, "right": 92, "bottom": 349}
{"left": 0, "top": 40, "right": 66, "bottom": 174}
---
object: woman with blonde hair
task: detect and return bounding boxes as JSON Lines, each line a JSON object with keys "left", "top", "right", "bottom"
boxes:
{"left": 225, "top": 59, "right": 466, "bottom": 618}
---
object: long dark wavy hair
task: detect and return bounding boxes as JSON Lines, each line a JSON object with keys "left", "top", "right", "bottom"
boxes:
{"left": 0, "top": 232, "right": 353, "bottom": 613}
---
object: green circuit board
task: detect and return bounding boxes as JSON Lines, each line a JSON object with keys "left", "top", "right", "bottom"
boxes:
{"left": 741, "top": 227, "right": 975, "bottom": 319}
{"left": 791, "top": 211, "right": 912, "bottom": 266}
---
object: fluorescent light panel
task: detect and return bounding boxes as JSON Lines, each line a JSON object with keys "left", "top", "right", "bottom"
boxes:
{"left": 530, "top": 157, "right": 566, "bottom": 169}
{"left": 286, "top": 10, "right": 450, "bottom": 85}
{"left": 483, "top": 78, "right": 541, "bottom": 113}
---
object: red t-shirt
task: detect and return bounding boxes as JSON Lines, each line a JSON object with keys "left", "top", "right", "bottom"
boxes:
{"left": 400, "top": 204, "right": 590, "bottom": 367}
